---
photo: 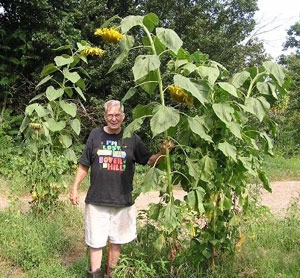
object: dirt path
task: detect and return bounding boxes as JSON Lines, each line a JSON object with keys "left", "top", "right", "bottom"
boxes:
{"left": 1, "top": 181, "right": 300, "bottom": 217}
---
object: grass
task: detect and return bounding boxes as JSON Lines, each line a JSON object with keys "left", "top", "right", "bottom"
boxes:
{"left": 263, "top": 153, "right": 300, "bottom": 181}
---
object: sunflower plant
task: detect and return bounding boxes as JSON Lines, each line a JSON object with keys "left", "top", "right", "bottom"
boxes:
{"left": 100, "top": 13, "right": 289, "bottom": 266}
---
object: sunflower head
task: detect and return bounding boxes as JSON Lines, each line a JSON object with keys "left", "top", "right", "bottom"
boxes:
{"left": 94, "top": 28, "right": 123, "bottom": 44}
{"left": 168, "top": 85, "right": 193, "bottom": 107}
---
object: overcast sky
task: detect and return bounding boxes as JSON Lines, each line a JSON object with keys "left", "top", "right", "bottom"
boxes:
{"left": 254, "top": 0, "right": 300, "bottom": 58}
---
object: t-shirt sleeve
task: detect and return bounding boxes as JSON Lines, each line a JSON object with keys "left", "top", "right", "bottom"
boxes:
{"left": 134, "top": 134, "right": 152, "bottom": 165}
{"left": 78, "top": 130, "right": 94, "bottom": 167}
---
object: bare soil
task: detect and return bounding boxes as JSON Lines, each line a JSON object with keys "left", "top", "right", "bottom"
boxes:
{"left": 1, "top": 180, "right": 300, "bottom": 217}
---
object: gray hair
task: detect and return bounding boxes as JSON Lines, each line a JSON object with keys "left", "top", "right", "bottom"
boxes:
{"left": 104, "top": 100, "right": 124, "bottom": 113}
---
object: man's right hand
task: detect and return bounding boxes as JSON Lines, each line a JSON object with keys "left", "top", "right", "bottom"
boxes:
{"left": 69, "top": 187, "right": 80, "bottom": 205}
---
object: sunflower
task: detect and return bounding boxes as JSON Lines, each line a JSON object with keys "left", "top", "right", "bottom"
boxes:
{"left": 167, "top": 85, "right": 193, "bottom": 107}
{"left": 94, "top": 28, "right": 123, "bottom": 44}
{"left": 80, "top": 46, "right": 105, "bottom": 57}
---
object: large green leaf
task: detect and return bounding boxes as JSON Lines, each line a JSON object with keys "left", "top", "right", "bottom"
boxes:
{"left": 185, "top": 187, "right": 205, "bottom": 214}
{"left": 25, "top": 103, "right": 38, "bottom": 116}
{"left": 257, "top": 82, "right": 278, "bottom": 99}
{"left": 70, "top": 118, "right": 80, "bottom": 135}
{"left": 143, "top": 13, "right": 159, "bottom": 32}
{"left": 188, "top": 116, "right": 212, "bottom": 142}
{"left": 212, "top": 103, "right": 234, "bottom": 123}
{"left": 54, "top": 56, "right": 74, "bottom": 67}
{"left": 74, "top": 86, "right": 86, "bottom": 101}
{"left": 186, "top": 157, "right": 200, "bottom": 181}
{"left": 263, "top": 61, "right": 285, "bottom": 86}
{"left": 231, "top": 71, "right": 250, "bottom": 88}
{"left": 225, "top": 121, "right": 242, "bottom": 139}
{"left": 218, "top": 141, "right": 237, "bottom": 162}
{"left": 197, "top": 66, "right": 219, "bottom": 85}
{"left": 59, "top": 100, "right": 77, "bottom": 117}
{"left": 123, "top": 118, "right": 144, "bottom": 138}
{"left": 244, "top": 96, "right": 270, "bottom": 122}
{"left": 46, "top": 118, "right": 66, "bottom": 132}
{"left": 35, "top": 105, "right": 49, "bottom": 118}
{"left": 150, "top": 105, "right": 180, "bottom": 137}
{"left": 174, "top": 74, "right": 209, "bottom": 105}
{"left": 46, "top": 86, "right": 64, "bottom": 101}
{"left": 63, "top": 68, "right": 81, "bottom": 84}
{"left": 121, "top": 15, "right": 144, "bottom": 33}
{"left": 162, "top": 202, "right": 179, "bottom": 232}
{"left": 156, "top": 28, "right": 183, "bottom": 54}
{"left": 218, "top": 82, "right": 238, "bottom": 97}
{"left": 132, "top": 55, "right": 160, "bottom": 81}
{"left": 141, "top": 167, "right": 164, "bottom": 192}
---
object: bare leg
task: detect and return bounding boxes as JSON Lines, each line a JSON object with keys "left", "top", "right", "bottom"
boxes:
{"left": 108, "top": 243, "right": 121, "bottom": 267}
{"left": 90, "top": 247, "right": 103, "bottom": 271}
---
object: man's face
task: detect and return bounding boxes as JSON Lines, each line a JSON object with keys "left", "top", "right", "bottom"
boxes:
{"left": 104, "top": 104, "right": 125, "bottom": 132}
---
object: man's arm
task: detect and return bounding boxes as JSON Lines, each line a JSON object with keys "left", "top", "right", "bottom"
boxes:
{"left": 69, "top": 163, "right": 89, "bottom": 205}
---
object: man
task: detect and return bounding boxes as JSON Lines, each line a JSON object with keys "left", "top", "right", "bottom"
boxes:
{"left": 69, "top": 100, "right": 171, "bottom": 278}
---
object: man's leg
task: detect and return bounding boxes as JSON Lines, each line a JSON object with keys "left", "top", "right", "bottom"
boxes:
{"left": 108, "top": 243, "right": 121, "bottom": 268}
{"left": 89, "top": 247, "right": 103, "bottom": 271}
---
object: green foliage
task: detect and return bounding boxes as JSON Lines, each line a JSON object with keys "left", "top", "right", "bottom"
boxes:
{"left": 104, "top": 13, "right": 289, "bottom": 267}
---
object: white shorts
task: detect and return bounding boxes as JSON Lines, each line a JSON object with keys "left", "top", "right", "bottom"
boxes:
{"left": 85, "top": 204, "right": 137, "bottom": 248}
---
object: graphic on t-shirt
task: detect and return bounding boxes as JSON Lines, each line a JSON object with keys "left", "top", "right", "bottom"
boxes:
{"left": 97, "top": 140, "right": 126, "bottom": 171}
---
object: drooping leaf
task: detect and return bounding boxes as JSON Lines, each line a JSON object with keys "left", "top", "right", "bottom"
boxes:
{"left": 212, "top": 103, "right": 234, "bottom": 123}
{"left": 150, "top": 105, "right": 180, "bottom": 137}
{"left": 121, "top": 87, "right": 136, "bottom": 103}
{"left": 199, "top": 155, "right": 217, "bottom": 182}
{"left": 244, "top": 96, "right": 270, "bottom": 122}
{"left": 258, "top": 170, "right": 272, "bottom": 192}
{"left": 231, "top": 71, "right": 250, "bottom": 88}
{"left": 108, "top": 51, "right": 128, "bottom": 73}
{"left": 75, "top": 86, "right": 86, "bottom": 101}
{"left": 156, "top": 27, "right": 183, "bottom": 54}
{"left": 218, "top": 141, "right": 237, "bottom": 162}
{"left": 59, "top": 100, "right": 77, "bottom": 117}
{"left": 121, "top": 15, "right": 144, "bottom": 33}
{"left": 141, "top": 167, "right": 164, "bottom": 192}
{"left": 263, "top": 61, "right": 285, "bottom": 86}
{"left": 70, "top": 118, "right": 80, "bottom": 135}
{"left": 174, "top": 74, "right": 209, "bottom": 105}
{"left": 25, "top": 103, "right": 38, "bottom": 116}
{"left": 197, "top": 66, "right": 220, "bottom": 85}
{"left": 36, "top": 75, "right": 52, "bottom": 88}
{"left": 188, "top": 116, "right": 212, "bottom": 142}
{"left": 132, "top": 55, "right": 160, "bottom": 81}
{"left": 218, "top": 82, "right": 238, "bottom": 97}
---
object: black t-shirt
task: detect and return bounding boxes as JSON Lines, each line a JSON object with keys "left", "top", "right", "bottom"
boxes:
{"left": 79, "top": 127, "right": 152, "bottom": 206}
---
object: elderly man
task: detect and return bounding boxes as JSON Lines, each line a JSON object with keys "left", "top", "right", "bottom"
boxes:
{"left": 70, "top": 100, "right": 171, "bottom": 278}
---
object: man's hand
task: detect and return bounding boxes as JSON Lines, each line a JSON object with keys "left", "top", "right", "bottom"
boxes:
{"left": 160, "top": 139, "right": 174, "bottom": 155}
{"left": 69, "top": 186, "right": 80, "bottom": 205}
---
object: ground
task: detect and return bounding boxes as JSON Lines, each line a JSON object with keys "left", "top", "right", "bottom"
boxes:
{"left": 1, "top": 180, "right": 300, "bottom": 216}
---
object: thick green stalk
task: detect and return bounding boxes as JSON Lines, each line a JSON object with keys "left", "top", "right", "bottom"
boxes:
{"left": 142, "top": 26, "right": 173, "bottom": 198}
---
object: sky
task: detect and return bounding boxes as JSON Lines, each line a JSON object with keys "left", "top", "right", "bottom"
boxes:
{"left": 254, "top": 0, "right": 300, "bottom": 58}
